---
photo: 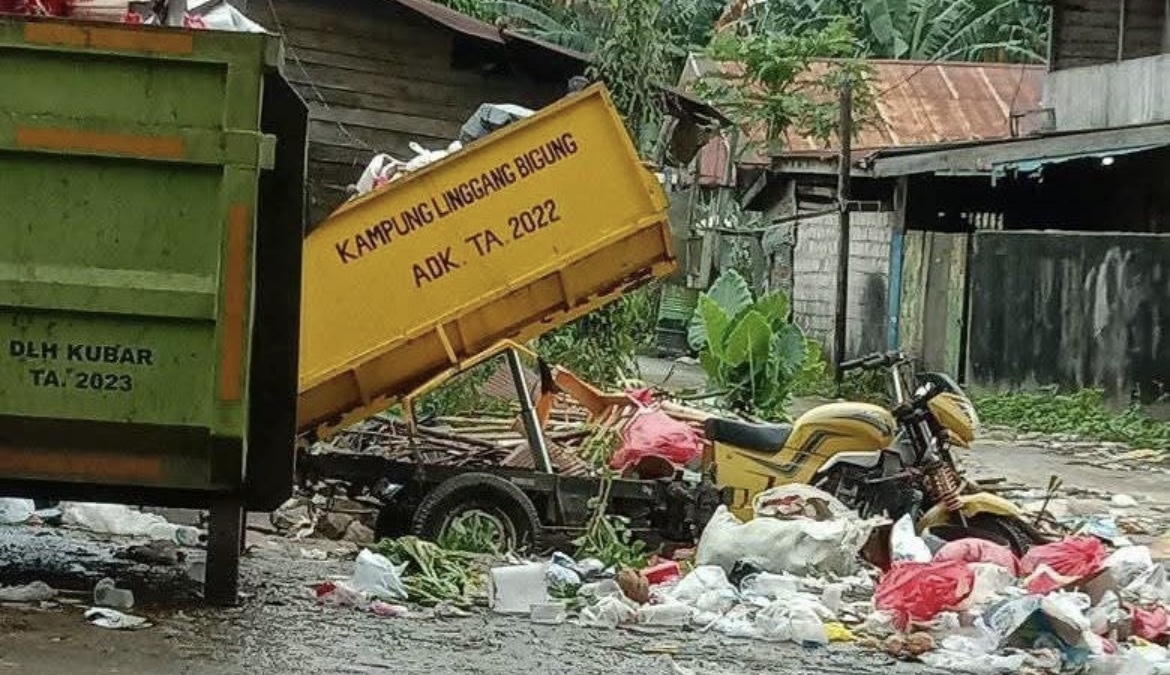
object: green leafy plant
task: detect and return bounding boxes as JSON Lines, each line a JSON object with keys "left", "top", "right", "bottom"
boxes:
{"left": 573, "top": 471, "right": 648, "bottom": 569}
{"left": 535, "top": 286, "right": 658, "bottom": 388}
{"left": 376, "top": 536, "right": 484, "bottom": 607}
{"left": 688, "top": 269, "right": 819, "bottom": 419}
{"left": 743, "top": 0, "right": 1048, "bottom": 63}
{"left": 974, "top": 389, "right": 1170, "bottom": 452}
{"left": 695, "top": 17, "right": 875, "bottom": 155}
{"left": 436, "top": 512, "right": 504, "bottom": 555}
{"left": 414, "top": 361, "right": 513, "bottom": 419}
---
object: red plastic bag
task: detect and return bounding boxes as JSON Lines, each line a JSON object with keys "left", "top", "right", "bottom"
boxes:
{"left": 1020, "top": 537, "right": 1107, "bottom": 579}
{"left": 934, "top": 538, "right": 1020, "bottom": 576}
{"left": 875, "top": 561, "right": 975, "bottom": 629}
{"left": 608, "top": 394, "right": 703, "bottom": 478}
{"left": 1132, "top": 606, "right": 1170, "bottom": 642}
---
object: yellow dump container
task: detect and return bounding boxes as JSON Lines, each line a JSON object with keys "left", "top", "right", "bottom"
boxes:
{"left": 297, "top": 85, "right": 676, "bottom": 436}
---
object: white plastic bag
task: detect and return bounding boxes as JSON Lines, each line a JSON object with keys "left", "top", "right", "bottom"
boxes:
{"left": 919, "top": 650, "right": 1027, "bottom": 674}
{"left": 712, "top": 605, "right": 758, "bottom": 638}
{"left": 1107, "top": 546, "right": 1155, "bottom": 587}
{"left": 670, "top": 566, "right": 738, "bottom": 621}
{"left": 0, "top": 498, "right": 35, "bottom": 524}
{"left": 790, "top": 604, "right": 829, "bottom": 645}
{"left": 1119, "top": 644, "right": 1170, "bottom": 675}
{"left": 966, "top": 562, "right": 1016, "bottom": 607}
{"left": 61, "top": 503, "right": 201, "bottom": 544}
{"left": 1126, "top": 564, "right": 1170, "bottom": 605}
{"left": 755, "top": 602, "right": 794, "bottom": 642}
{"left": 636, "top": 601, "right": 692, "bottom": 627}
{"left": 0, "top": 581, "right": 57, "bottom": 602}
{"left": 696, "top": 505, "right": 879, "bottom": 576}
{"left": 739, "top": 572, "right": 799, "bottom": 602}
{"left": 84, "top": 607, "right": 150, "bottom": 630}
{"left": 860, "top": 609, "right": 898, "bottom": 637}
{"left": 350, "top": 549, "right": 408, "bottom": 602}
{"left": 579, "top": 595, "right": 637, "bottom": 628}
{"left": 891, "top": 513, "right": 931, "bottom": 563}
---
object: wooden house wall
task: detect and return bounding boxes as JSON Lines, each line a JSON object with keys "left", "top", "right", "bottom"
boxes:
{"left": 247, "top": 0, "right": 578, "bottom": 224}
{"left": 1052, "top": 0, "right": 1167, "bottom": 70}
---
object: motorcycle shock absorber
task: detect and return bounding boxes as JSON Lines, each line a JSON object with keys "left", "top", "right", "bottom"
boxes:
{"left": 922, "top": 461, "right": 964, "bottom": 514}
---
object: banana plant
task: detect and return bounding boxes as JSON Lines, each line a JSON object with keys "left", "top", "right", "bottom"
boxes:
{"left": 688, "top": 269, "right": 814, "bottom": 419}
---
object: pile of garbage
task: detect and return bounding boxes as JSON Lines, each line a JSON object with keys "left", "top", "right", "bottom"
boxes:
{"left": 408, "top": 484, "right": 1169, "bottom": 675}
{"left": 347, "top": 104, "right": 534, "bottom": 198}
{"left": 0, "top": 0, "right": 266, "bottom": 32}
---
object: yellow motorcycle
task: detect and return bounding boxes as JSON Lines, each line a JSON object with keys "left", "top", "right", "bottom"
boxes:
{"left": 703, "top": 351, "right": 1045, "bottom": 555}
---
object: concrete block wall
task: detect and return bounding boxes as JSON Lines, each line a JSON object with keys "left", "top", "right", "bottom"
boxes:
{"left": 791, "top": 212, "right": 893, "bottom": 358}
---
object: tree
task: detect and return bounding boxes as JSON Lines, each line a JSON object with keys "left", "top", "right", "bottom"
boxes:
{"left": 695, "top": 17, "right": 874, "bottom": 155}
{"left": 742, "top": 0, "right": 1048, "bottom": 63}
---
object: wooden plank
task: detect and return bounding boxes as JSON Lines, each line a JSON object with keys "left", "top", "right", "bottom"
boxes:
{"left": 312, "top": 105, "right": 462, "bottom": 141}
{"left": 944, "top": 233, "right": 969, "bottom": 376}
{"left": 898, "top": 230, "right": 925, "bottom": 358}
{"left": 922, "top": 232, "right": 953, "bottom": 371}
{"left": 288, "top": 78, "right": 469, "bottom": 125}
{"left": 286, "top": 61, "right": 489, "bottom": 114}
{"left": 288, "top": 44, "right": 487, "bottom": 90}
{"left": 308, "top": 119, "right": 450, "bottom": 153}
{"left": 257, "top": 0, "right": 446, "bottom": 54}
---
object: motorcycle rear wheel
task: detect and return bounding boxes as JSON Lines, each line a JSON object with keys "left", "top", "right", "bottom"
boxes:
{"left": 966, "top": 513, "right": 1046, "bottom": 557}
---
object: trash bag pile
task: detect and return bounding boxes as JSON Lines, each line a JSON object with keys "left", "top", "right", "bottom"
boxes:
{"left": 475, "top": 485, "right": 1170, "bottom": 674}
{"left": 0, "top": 0, "right": 267, "bottom": 32}
{"left": 345, "top": 102, "right": 535, "bottom": 198}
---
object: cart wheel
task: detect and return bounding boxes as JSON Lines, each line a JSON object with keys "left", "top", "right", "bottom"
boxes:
{"left": 411, "top": 473, "right": 542, "bottom": 552}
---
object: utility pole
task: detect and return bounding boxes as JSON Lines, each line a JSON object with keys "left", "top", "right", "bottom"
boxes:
{"left": 833, "top": 77, "right": 853, "bottom": 391}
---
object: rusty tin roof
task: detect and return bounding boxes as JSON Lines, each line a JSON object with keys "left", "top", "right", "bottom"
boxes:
{"left": 686, "top": 57, "right": 1045, "bottom": 167}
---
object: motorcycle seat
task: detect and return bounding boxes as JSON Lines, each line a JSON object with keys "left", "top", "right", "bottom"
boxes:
{"left": 704, "top": 418, "right": 792, "bottom": 453}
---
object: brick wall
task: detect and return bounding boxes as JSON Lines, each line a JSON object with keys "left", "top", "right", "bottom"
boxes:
{"left": 790, "top": 212, "right": 893, "bottom": 358}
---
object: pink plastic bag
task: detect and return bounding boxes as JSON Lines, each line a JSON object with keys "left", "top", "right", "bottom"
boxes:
{"left": 875, "top": 561, "right": 975, "bottom": 629}
{"left": 1132, "top": 606, "right": 1170, "bottom": 641}
{"left": 1020, "top": 537, "right": 1107, "bottom": 579}
{"left": 934, "top": 538, "right": 1020, "bottom": 576}
{"left": 608, "top": 393, "right": 702, "bottom": 478}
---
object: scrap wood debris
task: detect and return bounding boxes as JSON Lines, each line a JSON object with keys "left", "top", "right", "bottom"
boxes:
{"left": 314, "top": 368, "right": 715, "bottom": 480}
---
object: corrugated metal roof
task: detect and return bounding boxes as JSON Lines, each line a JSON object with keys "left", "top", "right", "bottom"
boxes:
{"left": 687, "top": 57, "right": 1045, "bottom": 165}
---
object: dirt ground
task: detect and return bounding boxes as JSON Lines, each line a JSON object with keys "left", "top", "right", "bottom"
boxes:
{"left": 0, "top": 526, "right": 934, "bottom": 675}
{"left": 3, "top": 438, "right": 1166, "bottom": 675}
{"left": 2, "top": 359, "right": 1166, "bottom": 674}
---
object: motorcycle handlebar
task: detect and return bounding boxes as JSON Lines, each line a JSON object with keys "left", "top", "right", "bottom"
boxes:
{"left": 840, "top": 351, "right": 906, "bottom": 373}
{"left": 892, "top": 381, "right": 947, "bottom": 419}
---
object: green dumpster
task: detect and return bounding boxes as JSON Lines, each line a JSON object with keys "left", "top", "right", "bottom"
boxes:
{"left": 0, "top": 17, "right": 307, "bottom": 603}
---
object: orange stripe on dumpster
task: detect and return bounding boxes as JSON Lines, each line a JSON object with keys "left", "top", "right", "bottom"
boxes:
{"left": 0, "top": 448, "right": 165, "bottom": 482}
{"left": 15, "top": 127, "right": 186, "bottom": 160}
{"left": 24, "top": 22, "right": 194, "bottom": 54}
{"left": 218, "top": 204, "right": 249, "bottom": 402}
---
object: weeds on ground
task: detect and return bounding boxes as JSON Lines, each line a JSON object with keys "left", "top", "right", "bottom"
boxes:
{"left": 795, "top": 367, "right": 893, "bottom": 407}
{"left": 974, "top": 388, "right": 1170, "bottom": 452}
